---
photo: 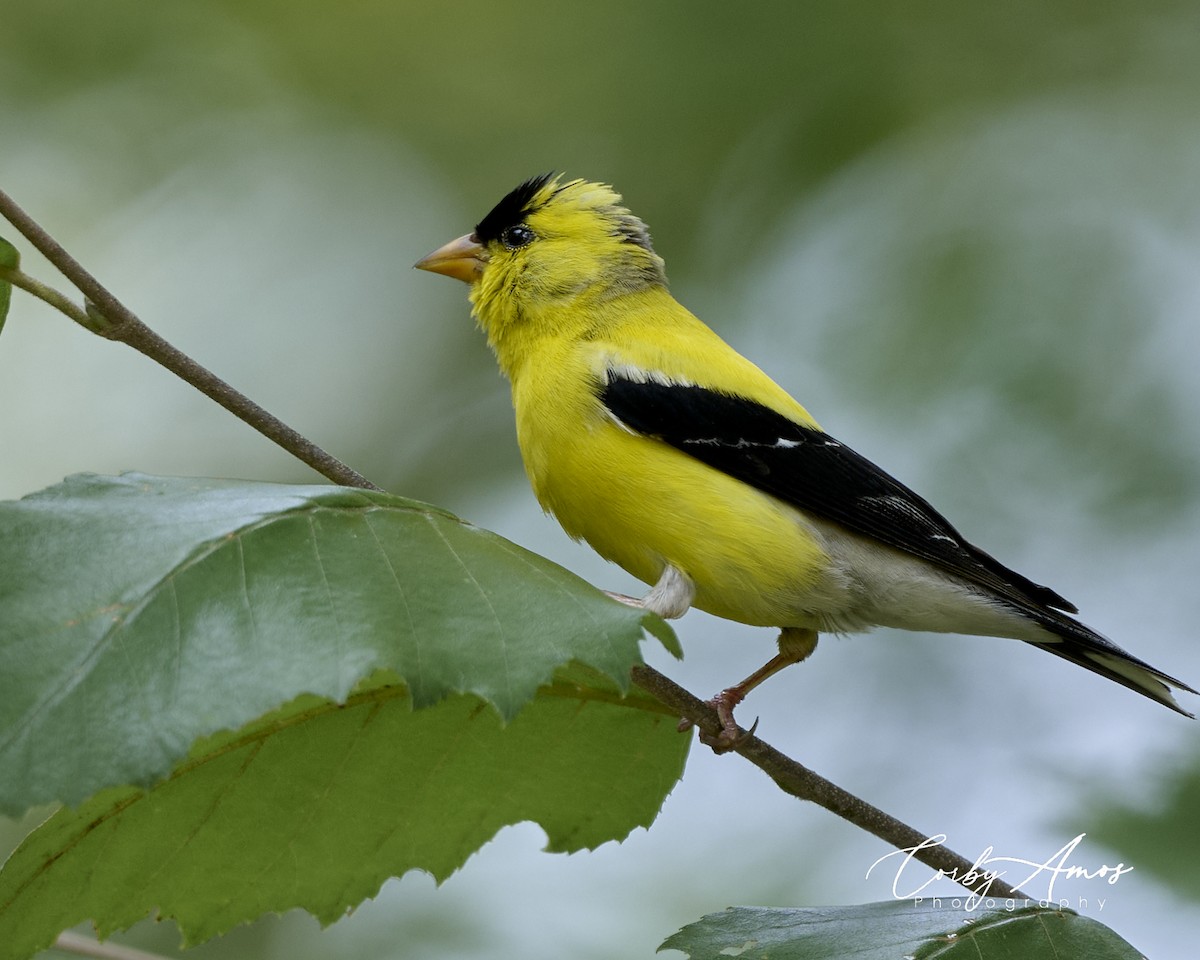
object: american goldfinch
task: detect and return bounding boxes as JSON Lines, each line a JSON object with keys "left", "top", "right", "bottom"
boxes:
{"left": 416, "top": 173, "right": 1194, "bottom": 745}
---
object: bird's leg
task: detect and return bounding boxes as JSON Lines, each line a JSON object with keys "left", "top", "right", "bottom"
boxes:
{"left": 603, "top": 564, "right": 694, "bottom": 619}
{"left": 684, "top": 626, "right": 819, "bottom": 753}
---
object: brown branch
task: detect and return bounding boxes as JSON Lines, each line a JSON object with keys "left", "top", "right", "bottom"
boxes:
{"left": 0, "top": 188, "right": 380, "bottom": 491}
{"left": 630, "top": 664, "right": 1028, "bottom": 901}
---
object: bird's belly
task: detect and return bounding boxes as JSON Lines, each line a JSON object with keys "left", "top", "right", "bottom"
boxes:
{"left": 522, "top": 418, "right": 844, "bottom": 627}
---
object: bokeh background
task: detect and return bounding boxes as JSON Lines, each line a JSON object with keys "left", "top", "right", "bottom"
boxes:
{"left": 3, "top": 2, "right": 1199, "bottom": 957}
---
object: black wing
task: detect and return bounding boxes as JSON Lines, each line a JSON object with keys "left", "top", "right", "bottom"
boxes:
{"left": 599, "top": 375, "right": 1077, "bottom": 614}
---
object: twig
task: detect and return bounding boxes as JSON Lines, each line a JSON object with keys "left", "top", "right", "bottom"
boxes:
{"left": 630, "top": 664, "right": 1028, "bottom": 901}
{"left": 0, "top": 188, "right": 379, "bottom": 491}
{"left": 53, "top": 932, "right": 174, "bottom": 960}
{"left": 0, "top": 264, "right": 90, "bottom": 325}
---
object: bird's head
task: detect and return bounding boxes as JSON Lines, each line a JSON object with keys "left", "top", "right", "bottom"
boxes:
{"left": 415, "top": 174, "right": 667, "bottom": 359}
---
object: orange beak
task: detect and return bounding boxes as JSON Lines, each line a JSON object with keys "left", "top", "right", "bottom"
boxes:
{"left": 413, "top": 233, "right": 487, "bottom": 283}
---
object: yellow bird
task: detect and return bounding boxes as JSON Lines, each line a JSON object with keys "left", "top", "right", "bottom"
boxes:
{"left": 416, "top": 173, "right": 1194, "bottom": 746}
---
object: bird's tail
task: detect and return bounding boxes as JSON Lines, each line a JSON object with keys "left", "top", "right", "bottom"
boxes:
{"left": 1026, "top": 611, "right": 1196, "bottom": 717}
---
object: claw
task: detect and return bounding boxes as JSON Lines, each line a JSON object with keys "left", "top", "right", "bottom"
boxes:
{"left": 678, "top": 688, "right": 757, "bottom": 753}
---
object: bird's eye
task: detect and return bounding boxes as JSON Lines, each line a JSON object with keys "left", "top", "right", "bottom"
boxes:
{"left": 501, "top": 224, "right": 535, "bottom": 249}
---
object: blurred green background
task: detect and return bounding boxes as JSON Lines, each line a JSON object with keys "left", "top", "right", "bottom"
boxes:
{"left": 3, "top": 1, "right": 1199, "bottom": 957}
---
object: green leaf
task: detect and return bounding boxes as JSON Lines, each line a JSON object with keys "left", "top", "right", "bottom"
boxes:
{"left": 0, "top": 472, "right": 678, "bottom": 815}
{"left": 0, "top": 236, "right": 18, "bottom": 337}
{"left": 0, "top": 670, "right": 688, "bottom": 959}
{"left": 660, "top": 901, "right": 1143, "bottom": 960}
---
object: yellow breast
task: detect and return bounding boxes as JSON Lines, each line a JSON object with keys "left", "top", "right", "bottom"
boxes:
{"left": 509, "top": 334, "right": 833, "bottom": 628}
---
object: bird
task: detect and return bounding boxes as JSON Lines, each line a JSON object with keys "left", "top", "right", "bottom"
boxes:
{"left": 415, "top": 172, "right": 1195, "bottom": 748}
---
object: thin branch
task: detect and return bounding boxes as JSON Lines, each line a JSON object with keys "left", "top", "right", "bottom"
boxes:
{"left": 53, "top": 932, "right": 174, "bottom": 960}
{"left": 0, "top": 265, "right": 90, "bottom": 325}
{"left": 0, "top": 188, "right": 380, "bottom": 491}
{"left": 630, "top": 664, "right": 1028, "bottom": 901}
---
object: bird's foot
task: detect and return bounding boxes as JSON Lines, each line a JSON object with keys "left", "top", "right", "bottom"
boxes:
{"left": 602, "top": 590, "right": 644, "bottom": 608}
{"left": 678, "top": 686, "right": 758, "bottom": 754}
{"left": 603, "top": 566, "right": 694, "bottom": 620}
{"left": 677, "top": 628, "right": 815, "bottom": 750}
